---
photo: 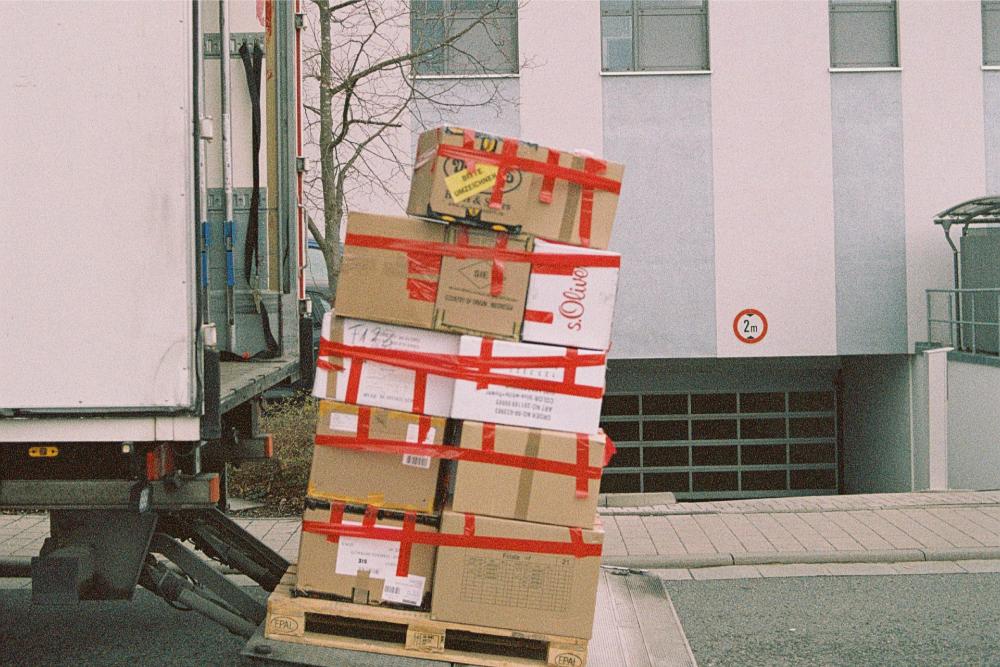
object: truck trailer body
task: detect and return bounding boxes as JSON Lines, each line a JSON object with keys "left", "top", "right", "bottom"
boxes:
{"left": 0, "top": 0, "right": 309, "bottom": 632}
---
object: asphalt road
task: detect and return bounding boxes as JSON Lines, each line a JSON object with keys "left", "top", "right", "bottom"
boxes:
{"left": 664, "top": 573, "right": 1000, "bottom": 667}
{"left": 0, "top": 586, "right": 252, "bottom": 666}
{"left": 4, "top": 573, "right": 1000, "bottom": 666}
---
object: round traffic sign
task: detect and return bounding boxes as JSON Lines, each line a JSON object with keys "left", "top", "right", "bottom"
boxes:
{"left": 733, "top": 309, "right": 768, "bottom": 344}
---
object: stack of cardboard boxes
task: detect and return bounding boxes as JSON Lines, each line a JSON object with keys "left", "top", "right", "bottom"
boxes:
{"left": 296, "top": 126, "right": 625, "bottom": 645}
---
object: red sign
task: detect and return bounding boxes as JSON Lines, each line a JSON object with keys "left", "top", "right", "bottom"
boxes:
{"left": 733, "top": 309, "right": 767, "bottom": 344}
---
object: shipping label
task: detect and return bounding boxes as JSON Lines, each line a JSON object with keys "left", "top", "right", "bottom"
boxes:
{"left": 328, "top": 412, "right": 359, "bottom": 434}
{"left": 402, "top": 423, "right": 436, "bottom": 469}
{"left": 444, "top": 164, "right": 498, "bottom": 203}
{"left": 381, "top": 574, "right": 426, "bottom": 606}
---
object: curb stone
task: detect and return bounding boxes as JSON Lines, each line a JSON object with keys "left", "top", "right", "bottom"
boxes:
{"left": 602, "top": 546, "right": 1000, "bottom": 569}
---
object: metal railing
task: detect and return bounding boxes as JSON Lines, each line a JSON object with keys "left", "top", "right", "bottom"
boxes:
{"left": 926, "top": 288, "right": 1000, "bottom": 355}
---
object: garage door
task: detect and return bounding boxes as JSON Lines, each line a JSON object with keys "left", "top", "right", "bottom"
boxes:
{"left": 599, "top": 389, "right": 839, "bottom": 499}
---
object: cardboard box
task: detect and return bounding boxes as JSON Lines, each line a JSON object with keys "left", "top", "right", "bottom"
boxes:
{"left": 523, "top": 239, "right": 621, "bottom": 351}
{"left": 297, "top": 500, "right": 438, "bottom": 609}
{"left": 408, "top": 127, "right": 624, "bottom": 250}
{"left": 310, "top": 401, "right": 448, "bottom": 513}
{"left": 450, "top": 336, "right": 607, "bottom": 434}
{"left": 449, "top": 421, "right": 611, "bottom": 528}
{"left": 430, "top": 510, "right": 603, "bottom": 639}
{"left": 312, "top": 313, "right": 459, "bottom": 418}
{"left": 336, "top": 212, "right": 533, "bottom": 340}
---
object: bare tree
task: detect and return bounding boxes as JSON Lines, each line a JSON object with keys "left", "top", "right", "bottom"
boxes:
{"left": 303, "top": 0, "right": 521, "bottom": 299}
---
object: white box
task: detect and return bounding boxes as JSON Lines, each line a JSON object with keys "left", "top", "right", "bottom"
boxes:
{"left": 522, "top": 239, "right": 620, "bottom": 351}
{"left": 313, "top": 313, "right": 459, "bottom": 417}
{"left": 450, "top": 336, "right": 607, "bottom": 434}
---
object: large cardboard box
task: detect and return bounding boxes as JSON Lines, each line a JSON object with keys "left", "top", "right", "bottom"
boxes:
{"left": 336, "top": 212, "right": 533, "bottom": 340}
{"left": 297, "top": 500, "right": 438, "bottom": 609}
{"left": 523, "top": 239, "right": 621, "bottom": 351}
{"left": 450, "top": 336, "right": 607, "bottom": 433}
{"left": 312, "top": 314, "right": 459, "bottom": 417}
{"left": 310, "top": 401, "right": 448, "bottom": 513}
{"left": 430, "top": 510, "right": 603, "bottom": 639}
{"left": 408, "top": 127, "right": 624, "bottom": 250}
{"left": 449, "top": 420, "right": 612, "bottom": 528}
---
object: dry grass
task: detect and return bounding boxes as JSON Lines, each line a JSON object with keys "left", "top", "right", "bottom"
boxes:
{"left": 229, "top": 394, "right": 317, "bottom": 516}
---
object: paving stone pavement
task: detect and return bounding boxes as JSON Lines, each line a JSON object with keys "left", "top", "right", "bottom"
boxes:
{"left": 5, "top": 491, "right": 1000, "bottom": 580}
{"left": 599, "top": 491, "right": 1000, "bottom": 570}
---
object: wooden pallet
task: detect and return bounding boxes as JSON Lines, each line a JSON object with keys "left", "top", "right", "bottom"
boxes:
{"left": 264, "top": 566, "right": 589, "bottom": 667}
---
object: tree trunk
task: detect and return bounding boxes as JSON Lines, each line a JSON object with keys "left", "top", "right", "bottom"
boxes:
{"left": 317, "top": 0, "right": 342, "bottom": 302}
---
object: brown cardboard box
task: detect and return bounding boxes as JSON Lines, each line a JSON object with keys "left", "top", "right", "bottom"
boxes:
{"left": 449, "top": 420, "right": 612, "bottom": 528}
{"left": 311, "top": 401, "right": 448, "bottom": 513}
{"left": 311, "top": 314, "right": 459, "bottom": 418}
{"left": 297, "top": 499, "right": 438, "bottom": 609}
{"left": 430, "top": 510, "right": 603, "bottom": 639}
{"left": 407, "top": 127, "right": 624, "bottom": 250}
{"left": 335, "top": 212, "right": 533, "bottom": 340}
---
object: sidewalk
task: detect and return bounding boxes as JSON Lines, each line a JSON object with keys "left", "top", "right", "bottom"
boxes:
{"left": 5, "top": 491, "right": 1000, "bottom": 583}
{"left": 600, "top": 490, "right": 1000, "bottom": 571}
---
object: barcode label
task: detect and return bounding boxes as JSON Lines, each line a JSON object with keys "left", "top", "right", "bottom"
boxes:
{"left": 381, "top": 574, "right": 426, "bottom": 606}
{"left": 403, "top": 454, "right": 432, "bottom": 469}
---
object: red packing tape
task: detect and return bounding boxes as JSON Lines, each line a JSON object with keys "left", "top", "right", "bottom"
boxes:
{"left": 436, "top": 137, "right": 621, "bottom": 247}
{"left": 302, "top": 511, "right": 602, "bottom": 577}
{"left": 345, "top": 233, "right": 620, "bottom": 272}
{"left": 524, "top": 309, "right": 554, "bottom": 324}
{"left": 318, "top": 339, "right": 606, "bottom": 400}
{"left": 314, "top": 432, "right": 609, "bottom": 496}
{"left": 435, "top": 142, "right": 621, "bottom": 199}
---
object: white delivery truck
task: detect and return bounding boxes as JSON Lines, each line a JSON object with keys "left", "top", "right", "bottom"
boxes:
{"left": 0, "top": 0, "right": 311, "bottom": 636}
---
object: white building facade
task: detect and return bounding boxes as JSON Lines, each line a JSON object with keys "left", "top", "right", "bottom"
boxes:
{"left": 325, "top": 0, "right": 1000, "bottom": 499}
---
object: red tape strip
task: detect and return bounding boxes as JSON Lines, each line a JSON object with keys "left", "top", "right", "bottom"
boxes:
{"left": 303, "top": 513, "right": 602, "bottom": 559}
{"left": 576, "top": 434, "right": 590, "bottom": 498}
{"left": 314, "top": 432, "right": 607, "bottom": 491}
{"left": 397, "top": 512, "right": 416, "bottom": 577}
{"left": 524, "top": 309, "right": 554, "bottom": 324}
{"left": 319, "top": 338, "right": 606, "bottom": 399}
{"left": 326, "top": 502, "right": 345, "bottom": 544}
{"left": 436, "top": 143, "right": 621, "bottom": 197}
{"left": 406, "top": 278, "right": 437, "bottom": 302}
{"left": 345, "top": 233, "right": 620, "bottom": 272}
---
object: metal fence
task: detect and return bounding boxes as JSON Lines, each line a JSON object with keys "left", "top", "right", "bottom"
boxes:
{"left": 926, "top": 288, "right": 1000, "bottom": 355}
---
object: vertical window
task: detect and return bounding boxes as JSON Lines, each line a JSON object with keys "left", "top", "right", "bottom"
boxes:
{"left": 411, "top": 0, "right": 518, "bottom": 76}
{"left": 829, "top": 0, "right": 899, "bottom": 68}
{"left": 600, "top": 0, "right": 710, "bottom": 73}
{"left": 984, "top": 1, "right": 1000, "bottom": 66}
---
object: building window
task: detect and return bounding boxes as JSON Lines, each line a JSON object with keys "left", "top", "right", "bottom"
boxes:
{"left": 829, "top": 0, "right": 898, "bottom": 68}
{"left": 984, "top": 1, "right": 1000, "bottom": 66}
{"left": 411, "top": 0, "right": 518, "bottom": 76}
{"left": 600, "top": 0, "right": 710, "bottom": 73}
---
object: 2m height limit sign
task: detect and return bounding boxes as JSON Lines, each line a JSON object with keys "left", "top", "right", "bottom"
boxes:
{"left": 733, "top": 309, "right": 768, "bottom": 344}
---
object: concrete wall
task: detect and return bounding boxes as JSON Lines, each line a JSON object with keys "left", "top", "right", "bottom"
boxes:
{"left": 603, "top": 75, "right": 716, "bottom": 358}
{"left": 947, "top": 356, "right": 1000, "bottom": 490}
{"left": 709, "top": 1, "right": 836, "bottom": 358}
{"left": 910, "top": 352, "right": 930, "bottom": 491}
{"left": 518, "top": 1, "right": 602, "bottom": 153}
{"left": 606, "top": 357, "right": 838, "bottom": 395}
{"left": 311, "top": 1, "right": 993, "bottom": 362}
{"left": 899, "top": 1, "right": 986, "bottom": 350}
{"left": 840, "top": 355, "right": 913, "bottom": 494}
{"left": 984, "top": 72, "right": 1000, "bottom": 193}
{"left": 831, "top": 73, "right": 907, "bottom": 354}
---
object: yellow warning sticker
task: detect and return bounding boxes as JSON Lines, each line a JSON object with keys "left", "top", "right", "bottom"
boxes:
{"left": 445, "top": 164, "right": 498, "bottom": 203}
